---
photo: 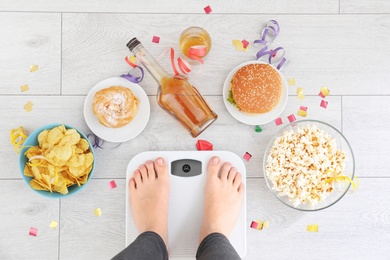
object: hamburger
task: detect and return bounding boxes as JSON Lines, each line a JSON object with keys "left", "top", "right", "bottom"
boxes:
{"left": 227, "top": 63, "right": 282, "bottom": 114}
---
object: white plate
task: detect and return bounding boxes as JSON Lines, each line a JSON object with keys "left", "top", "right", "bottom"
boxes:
{"left": 83, "top": 77, "right": 150, "bottom": 143}
{"left": 222, "top": 60, "right": 288, "bottom": 125}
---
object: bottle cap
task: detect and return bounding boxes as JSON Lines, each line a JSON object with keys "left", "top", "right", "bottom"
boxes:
{"left": 127, "top": 37, "right": 141, "bottom": 51}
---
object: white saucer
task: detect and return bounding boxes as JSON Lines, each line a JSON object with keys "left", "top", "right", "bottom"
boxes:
{"left": 222, "top": 60, "right": 288, "bottom": 125}
{"left": 83, "top": 77, "right": 150, "bottom": 143}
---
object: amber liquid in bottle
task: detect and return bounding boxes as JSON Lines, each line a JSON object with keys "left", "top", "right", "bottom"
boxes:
{"left": 127, "top": 37, "right": 217, "bottom": 137}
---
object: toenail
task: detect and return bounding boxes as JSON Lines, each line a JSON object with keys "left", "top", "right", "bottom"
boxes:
{"left": 157, "top": 158, "right": 164, "bottom": 165}
{"left": 212, "top": 157, "right": 219, "bottom": 164}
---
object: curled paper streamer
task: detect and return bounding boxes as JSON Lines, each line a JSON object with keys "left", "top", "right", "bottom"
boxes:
{"left": 10, "top": 126, "right": 28, "bottom": 153}
{"left": 87, "top": 133, "right": 122, "bottom": 150}
{"left": 121, "top": 66, "right": 144, "bottom": 84}
{"left": 326, "top": 175, "right": 359, "bottom": 190}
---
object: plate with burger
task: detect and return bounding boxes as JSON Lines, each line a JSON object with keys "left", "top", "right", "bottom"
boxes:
{"left": 223, "top": 60, "right": 288, "bottom": 125}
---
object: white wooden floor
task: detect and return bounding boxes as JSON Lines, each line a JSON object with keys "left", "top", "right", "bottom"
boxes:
{"left": 1, "top": 1, "right": 390, "bottom": 259}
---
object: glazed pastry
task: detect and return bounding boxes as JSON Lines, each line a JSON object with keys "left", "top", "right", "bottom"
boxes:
{"left": 92, "top": 86, "right": 139, "bottom": 128}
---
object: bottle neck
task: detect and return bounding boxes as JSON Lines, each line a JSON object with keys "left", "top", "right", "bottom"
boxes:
{"left": 131, "top": 45, "right": 170, "bottom": 83}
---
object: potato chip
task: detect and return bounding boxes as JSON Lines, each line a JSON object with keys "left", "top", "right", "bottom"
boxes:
{"left": 24, "top": 125, "right": 94, "bottom": 194}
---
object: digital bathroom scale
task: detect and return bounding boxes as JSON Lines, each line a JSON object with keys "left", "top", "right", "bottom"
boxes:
{"left": 126, "top": 151, "right": 247, "bottom": 259}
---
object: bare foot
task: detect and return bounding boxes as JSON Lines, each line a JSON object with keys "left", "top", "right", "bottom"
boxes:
{"left": 199, "top": 156, "right": 245, "bottom": 243}
{"left": 129, "top": 157, "right": 169, "bottom": 249}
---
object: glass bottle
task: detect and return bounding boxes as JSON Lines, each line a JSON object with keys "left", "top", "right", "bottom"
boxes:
{"left": 127, "top": 37, "right": 218, "bottom": 138}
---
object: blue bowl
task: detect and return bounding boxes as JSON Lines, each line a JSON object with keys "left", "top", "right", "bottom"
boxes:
{"left": 19, "top": 123, "right": 95, "bottom": 198}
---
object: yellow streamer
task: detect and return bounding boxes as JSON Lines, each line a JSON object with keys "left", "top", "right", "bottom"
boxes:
{"left": 326, "top": 175, "right": 359, "bottom": 190}
{"left": 9, "top": 127, "right": 28, "bottom": 153}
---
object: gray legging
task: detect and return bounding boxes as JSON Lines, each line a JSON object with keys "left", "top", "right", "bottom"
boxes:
{"left": 112, "top": 231, "right": 241, "bottom": 260}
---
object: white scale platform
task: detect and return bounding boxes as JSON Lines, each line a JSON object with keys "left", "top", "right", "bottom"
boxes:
{"left": 126, "top": 151, "right": 247, "bottom": 259}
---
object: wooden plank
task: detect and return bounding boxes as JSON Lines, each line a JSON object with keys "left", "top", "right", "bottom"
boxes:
{"left": 343, "top": 96, "right": 390, "bottom": 178}
{"left": 341, "top": 0, "right": 390, "bottom": 13}
{"left": 0, "top": 0, "right": 339, "bottom": 13}
{"left": 0, "top": 180, "right": 59, "bottom": 259}
{"left": 0, "top": 95, "right": 341, "bottom": 179}
{"left": 60, "top": 179, "right": 125, "bottom": 259}
{"left": 245, "top": 178, "right": 390, "bottom": 259}
{"left": 62, "top": 13, "right": 390, "bottom": 96}
{"left": 0, "top": 13, "right": 61, "bottom": 95}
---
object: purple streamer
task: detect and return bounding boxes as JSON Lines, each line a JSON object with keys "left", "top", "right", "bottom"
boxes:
{"left": 121, "top": 66, "right": 144, "bottom": 83}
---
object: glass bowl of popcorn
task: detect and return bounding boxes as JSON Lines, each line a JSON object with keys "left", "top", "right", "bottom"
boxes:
{"left": 263, "top": 120, "right": 355, "bottom": 211}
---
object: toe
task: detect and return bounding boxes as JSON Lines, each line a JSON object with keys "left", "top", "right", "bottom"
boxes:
{"left": 154, "top": 157, "right": 168, "bottom": 179}
{"left": 145, "top": 160, "right": 156, "bottom": 179}
{"left": 139, "top": 164, "right": 148, "bottom": 179}
{"left": 207, "top": 156, "right": 222, "bottom": 179}
{"left": 233, "top": 172, "right": 242, "bottom": 189}
{"left": 228, "top": 167, "right": 237, "bottom": 183}
{"left": 134, "top": 170, "right": 142, "bottom": 184}
{"left": 238, "top": 183, "right": 245, "bottom": 194}
{"left": 129, "top": 177, "right": 137, "bottom": 190}
{"left": 220, "top": 163, "right": 232, "bottom": 180}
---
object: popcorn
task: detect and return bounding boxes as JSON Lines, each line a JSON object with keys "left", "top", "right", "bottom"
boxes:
{"left": 265, "top": 125, "right": 346, "bottom": 207}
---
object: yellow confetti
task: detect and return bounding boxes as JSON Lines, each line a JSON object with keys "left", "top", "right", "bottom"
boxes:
{"left": 262, "top": 220, "right": 269, "bottom": 229}
{"left": 94, "top": 208, "right": 102, "bottom": 216}
{"left": 9, "top": 126, "right": 28, "bottom": 153}
{"left": 320, "top": 86, "right": 330, "bottom": 96}
{"left": 232, "top": 40, "right": 248, "bottom": 51}
{"left": 307, "top": 224, "right": 319, "bottom": 232}
{"left": 297, "top": 92, "right": 305, "bottom": 100}
{"left": 297, "top": 109, "right": 307, "bottom": 117}
{"left": 288, "top": 78, "right": 296, "bottom": 86}
{"left": 21, "top": 84, "right": 29, "bottom": 92}
{"left": 24, "top": 101, "right": 33, "bottom": 112}
{"left": 30, "top": 64, "right": 38, "bottom": 72}
{"left": 296, "top": 87, "right": 303, "bottom": 95}
{"left": 49, "top": 221, "right": 58, "bottom": 229}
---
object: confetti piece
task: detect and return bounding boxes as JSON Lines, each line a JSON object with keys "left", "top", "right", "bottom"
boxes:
{"left": 10, "top": 126, "right": 27, "bottom": 153}
{"left": 125, "top": 55, "right": 138, "bottom": 68}
{"left": 296, "top": 87, "right": 303, "bottom": 95}
{"left": 320, "top": 86, "right": 330, "bottom": 97}
{"left": 241, "top": 39, "right": 249, "bottom": 49}
{"left": 320, "top": 100, "right": 328, "bottom": 108}
{"left": 30, "top": 65, "right": 38, "bottom": 73}
{"left": 318, "top": 92, "right": 325, "bottom": 98}
{"left": 297, "top": 92, "right": 305, "bottom": 100}
{"left": 94, "top": 208, "right": 102, "bottom": 217}
{"left": 24, "top": 101, "right": 33, "bottom": 112}
{"left": 29, "top": 227, "right": 38, "bottom": 236}
{"left": 300, "top": 106, "right": 307, "bottom": 112}
{"left": 109, "top": 180, "right": 117, "bottom": 190}
{"left": 243, "top": 152, "right": 252, "bottom": 161}
{"left": 288, "top": 78, "right": 296, "bottom": 86}
{"left": 297, "top": 109, "right": 307, "bottom": 117}
{"left": 274, "top": 117, "right": 283, "bottom": 126}
{"left": 255, "top": 125, "right": 263, "bottom": 133}
{"left": 196, "top": 140, "right": 213, "bottom": 151}
{"left": 204, "top": 5, "right": 212, "bottom": 14}
{"left": 250, "top": 220, "right": 269, "bottom": 231}
{"left": 232, "top": 40, "right": 248, "bottom": 51}
{"left": 152, "top": 36, "right": 160, "bottom": 44}
{"left": 21, "top": 84, "right": 29, "bottom": 92}
{"left": 250, "top": 221, "right": 259, "bottom": 229}
{"left": 307, "top": 224, "right": 319, "bottom": 232}
{"left": 49, "top": 221, "right": 58, "bottom": 229}
{"left": 287, "top": 114, "right": 296, "bottom": 123}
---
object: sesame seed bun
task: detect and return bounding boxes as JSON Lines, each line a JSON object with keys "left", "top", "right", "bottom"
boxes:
{"left": 231, "top": 63, "right": 282, "bottom": 114}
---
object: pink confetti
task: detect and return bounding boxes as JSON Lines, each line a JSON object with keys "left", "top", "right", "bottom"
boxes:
{"left": 242, "top": 40, "right": 249, "bottom": 49}
{"left": 300, "top": 106, "right": 307, "bottom": 112}
{"left": 287, "top": 114, "right": 296, "bottom": 123}
{"left": 318, "top": 91, "right": 325, "bottom": 98}
{"left": 204, "top": 5, "right": 212, "bottom": 14}
{"left": 320, "top": 100, "right": 328, "bottom": 108}
{"left": 152, "top": 36, "right": 160, "bottom": 44}
{"left": 243, "top": 152, "right": 252, "bottom": 161}
{"left": 274, "top": 117, "right": 283, "bottom": 126}
{"left": 29, "top": 227, "right": 38, "bottom": 237}
{"left": 250, "top": 221, "right": 259, "bottom": 229}
{"left": 108, "top": 180, "right": 117, "bottom": 189}
{"left": 196, "top": 140, "right": 213, "bottom": 151}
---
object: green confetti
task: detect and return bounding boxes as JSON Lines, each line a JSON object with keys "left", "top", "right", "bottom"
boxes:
{"left": 255, "top": 125, "right": 262, "bottom": 133}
